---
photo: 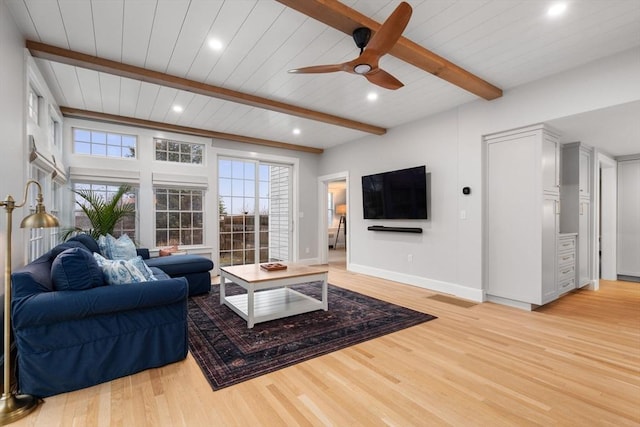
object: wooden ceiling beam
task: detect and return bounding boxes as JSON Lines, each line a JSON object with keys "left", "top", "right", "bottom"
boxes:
{"left": 59, "top": 107, "right": 324, "bottom": 154}
{"left": 27, "top": 40, "right": 386, "bottom": 136}
{"left": 276, "top": 0, "right": 503, "bottom": 100}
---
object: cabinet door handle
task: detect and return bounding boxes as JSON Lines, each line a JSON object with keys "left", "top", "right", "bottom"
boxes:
{"left": 561, "top": 269, "right": 572, "bottom": 275}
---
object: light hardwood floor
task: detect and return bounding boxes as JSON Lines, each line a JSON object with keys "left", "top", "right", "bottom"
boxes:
{"left": 12, "top": 266, "right": 640, "bottom": 427}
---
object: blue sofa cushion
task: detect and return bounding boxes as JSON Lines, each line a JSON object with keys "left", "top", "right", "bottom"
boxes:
{"left": 68, "top": 234, "right": 101, "bottom": 254}
{"left": 51, "top": 248, "right": 105, "bottom": 291}
{"left": 145, "top": 255, "right": 213, "bottom": 276}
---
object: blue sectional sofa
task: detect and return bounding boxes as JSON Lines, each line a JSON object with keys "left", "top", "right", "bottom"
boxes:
{"left": 71, "top": 234, "right": 214, "bottom": 296}
{"left": 10, "top": 237, "right": 193, "bottom": 397}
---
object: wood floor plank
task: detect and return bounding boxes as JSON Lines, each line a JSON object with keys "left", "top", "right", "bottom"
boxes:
{"left": 9, "top": 267, "right": 640, "bottom": 426}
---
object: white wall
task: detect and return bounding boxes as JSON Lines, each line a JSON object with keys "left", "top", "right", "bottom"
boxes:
{"left": 0, "top": 1, "right": 27, "bottom": 271}
{"left": 319, "top": 47, "right": 640, "bottom": 301}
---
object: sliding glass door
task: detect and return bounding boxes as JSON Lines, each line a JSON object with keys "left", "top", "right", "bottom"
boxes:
{"left": 218, "top": 158, "right": 291, "bottom": 267}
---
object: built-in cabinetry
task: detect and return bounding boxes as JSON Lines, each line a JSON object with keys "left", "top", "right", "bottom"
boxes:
{"left": 558, "top": 234, "right": 577, "bottom": 294}
{"left": 617, "top": 156, "right": 640, "bottom": 278}
{"left": 560, "top": 143, "right": 593, "bottom": 288}
{"left": 485, "top": 124, "right": 561, "bottom": 310}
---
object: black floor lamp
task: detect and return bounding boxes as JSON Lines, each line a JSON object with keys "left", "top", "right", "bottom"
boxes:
{"left": 0, "top": 180, "right": 59, "bottom": 425}
{"left": 334, "top": 204, "right": 346, "bottom": 249}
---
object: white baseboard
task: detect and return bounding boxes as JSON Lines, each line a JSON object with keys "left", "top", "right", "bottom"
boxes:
{"left": 348, "top": 263, "right": 484, "bottom": 302}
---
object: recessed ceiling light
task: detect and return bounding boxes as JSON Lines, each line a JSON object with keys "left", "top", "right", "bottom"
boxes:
{"left": 547, "top": 2, "right": 567, "bottom": 17}
{"left": 172, "top": 105, "right": 183, "bottom": 113}
{"left": 293, "top": 128, "right": 301, "bottom": 135}
{"left": 367, "top": 92, "right": 378, "bottom": 101}
{"left": 208, "top": 38, "right": 224, "bottom": 51}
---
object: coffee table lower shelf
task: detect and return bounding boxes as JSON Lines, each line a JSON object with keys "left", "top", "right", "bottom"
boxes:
{"left": 223, "top": 288, "right": 324, "bottom": 326}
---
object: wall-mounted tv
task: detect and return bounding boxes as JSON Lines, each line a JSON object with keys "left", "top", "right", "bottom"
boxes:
{"left": 362, "top": 166, "right": 428, "bottom": 220}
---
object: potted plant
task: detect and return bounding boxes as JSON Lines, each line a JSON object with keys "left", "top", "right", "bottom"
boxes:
{"left": 62, "top": 184, "right": 136, "bottom": 240}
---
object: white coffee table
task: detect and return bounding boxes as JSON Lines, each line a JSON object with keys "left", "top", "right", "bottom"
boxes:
{"left": 219, "top": 263, "right": 329, "bottom": 328}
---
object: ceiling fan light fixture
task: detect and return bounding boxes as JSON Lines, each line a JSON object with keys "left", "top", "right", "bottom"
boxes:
{"left": 354, "top": 64, "right": 372, "bottom": 74}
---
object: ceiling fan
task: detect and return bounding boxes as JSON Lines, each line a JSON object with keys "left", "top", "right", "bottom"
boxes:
{"left": 288, "top": 2, "right": 412, "bottom": 90}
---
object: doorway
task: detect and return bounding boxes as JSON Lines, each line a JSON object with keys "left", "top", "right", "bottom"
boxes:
{"left": 318, "top": 172, "right": 349, "bottom": 267}
{"left": 218, "top": 157, "right": 292, "bottom": 267}
{"left": 595, "top": 151, "right": 617, "bottom": 288}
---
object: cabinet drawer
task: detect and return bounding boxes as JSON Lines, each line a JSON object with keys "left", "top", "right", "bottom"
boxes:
{"left": 559, "top": 277, "right": 575, "bottom": 294}
{"left": 558, "top": 251, "right": 576, "bottom": 266}
{"left": 558, "top": 238, "right": 576, "bottom": 252}
{"left": 558, "top": 265, "right": 575, "bottom": 282}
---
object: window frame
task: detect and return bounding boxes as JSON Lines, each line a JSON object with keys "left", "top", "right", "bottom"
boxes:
{"left": 154, "top": 138, "right": 205, "bottom": 165}
{"left": 154, "top": 187, "right": 204, "bottom": 248}
{"left": 27, "top": 85, "right": 41, "bottom": 125}
{"left": 73, "top": 128, "right": 138, "bottom": 159}
{"left": 72, "top": 182, "right": 138, "bottom": 240}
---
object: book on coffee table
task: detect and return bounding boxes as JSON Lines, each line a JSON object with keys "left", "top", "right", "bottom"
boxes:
{"left": 260, "top": 263, "right": 287, "bottom": 271}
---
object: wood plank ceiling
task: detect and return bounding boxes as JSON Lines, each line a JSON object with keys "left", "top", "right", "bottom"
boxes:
{"left": 7, "top": 0, "right": 640, "bottom": 152}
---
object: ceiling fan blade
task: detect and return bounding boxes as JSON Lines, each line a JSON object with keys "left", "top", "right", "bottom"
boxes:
{"left": 288, "top": 64, "right": 345, "bottom": 74}
{"left": 364, "top": 68, "right": 404, "bottom": 90}
{"left": 365, "top": 2, "right": 412, "bottom": 57}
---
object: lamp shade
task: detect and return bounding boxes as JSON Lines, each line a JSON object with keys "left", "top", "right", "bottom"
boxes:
{"left": 20, "top": 206, "right": 59, "bottom": 229}
{"left": 336, "top": 204, "right": 347, "bottom": 215}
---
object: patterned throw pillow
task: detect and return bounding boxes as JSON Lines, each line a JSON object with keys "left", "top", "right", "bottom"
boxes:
{"left": 93, "top": 253, "right": 148, "bottom": 285}
{"left": 129, "top": 256, "right": 157, "bottom": 281}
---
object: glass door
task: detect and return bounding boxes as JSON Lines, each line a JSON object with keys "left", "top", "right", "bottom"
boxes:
{"left": 218, "top": 158, "right": 292, "bottom": 267}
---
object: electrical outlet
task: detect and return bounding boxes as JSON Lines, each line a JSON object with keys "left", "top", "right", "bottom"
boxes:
{"left": 407, "top": 254, "right": 413, "bottom": 262}
{"left": 305, "top": 247, "right": 310, "bottom": 254}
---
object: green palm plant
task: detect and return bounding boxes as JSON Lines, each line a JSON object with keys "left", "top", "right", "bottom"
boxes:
{"left": 62, "top": 184, "right": 136, "bottom": 240}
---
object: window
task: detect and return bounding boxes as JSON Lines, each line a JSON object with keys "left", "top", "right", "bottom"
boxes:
{"left": 49, "top": 115, "right": 60, "bottom": 148}
{"left": 27, "top": 168, "right": 48, "bottom": 262}
{"left": 73, "top": 183, "right": 137, "bottom": 238}
{"left": 155, "top": 138, "right": 203, "bottom": 164}
{"left": 50, "top": 182, "right": 61, "bottom": 246}
{"left": 328, "top": 192, "right": 334, "bottom": 226}
{"left": 73, "top": 128, "right": 137, "bottom": 158}
{"left": 28, "top": 86, "right": 40, "bottom": 124}
{"left": 155, "top": 188, "right": 203, "bottom": 247}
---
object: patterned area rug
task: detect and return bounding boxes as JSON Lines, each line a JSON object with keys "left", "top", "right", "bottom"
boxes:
{"left": 187, "top": 282, "right": 436, "bottom": 390}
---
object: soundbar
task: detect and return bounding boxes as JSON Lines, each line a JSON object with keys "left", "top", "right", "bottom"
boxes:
{"left": 367, "top": 226, "right": 423, "bottom": 233}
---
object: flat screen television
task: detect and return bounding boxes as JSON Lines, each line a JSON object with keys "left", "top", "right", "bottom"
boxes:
{"left": 362, "top": 166, "right": 428, "bottom": 219}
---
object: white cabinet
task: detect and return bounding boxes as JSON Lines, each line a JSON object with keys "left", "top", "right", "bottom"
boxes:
{"left": 485, "top": 124, "right": 561, "bottom": 309}
{"left": 558, "top": 234, "right": 577, "bottom": 294}
{"left": 560, "top": 143, "right": 593, "bottom": 288}
{"left": 617, "top": 157, "right": 640, "bottom": 277}
{"left": 579, "top": 149, "right": 592, "bottom": 197}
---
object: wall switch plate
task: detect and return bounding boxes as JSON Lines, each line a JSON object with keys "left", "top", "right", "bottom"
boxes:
{"left": 460, "top": 210, "right": 467, "bottom": 220}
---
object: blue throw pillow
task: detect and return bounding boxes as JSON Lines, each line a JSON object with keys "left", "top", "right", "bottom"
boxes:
{"left": 129, "top": 256, "right": 157, "bottom": 281}
{"left": 67, "top": 233, "right": 101, "bottom": 253}
{"left": 51, "top": 247, "right": 105, "bottom": 291}
{"left": 99, "top": 234, "right": 137, "bottom": 260}
{"left": 49, "top": 241, "right": 87, "bottom": 260}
